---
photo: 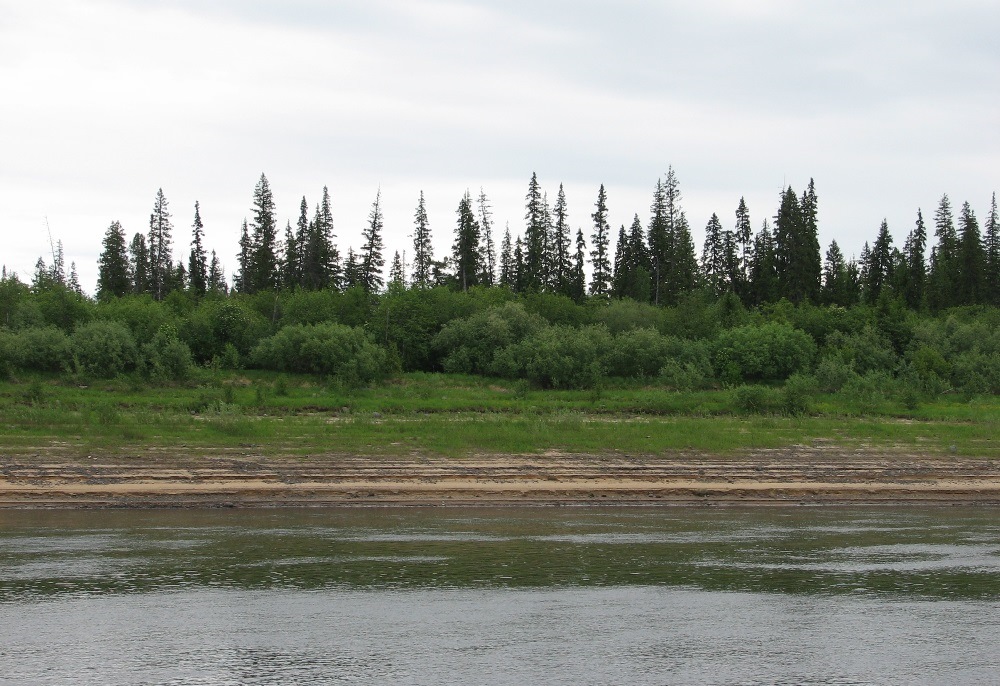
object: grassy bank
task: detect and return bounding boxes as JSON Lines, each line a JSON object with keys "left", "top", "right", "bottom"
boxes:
{"left": 1, "top": 371, "right": 998, "bottom": 459}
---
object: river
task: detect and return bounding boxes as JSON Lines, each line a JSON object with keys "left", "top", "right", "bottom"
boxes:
{"left": 2, "top": 506, "right": 999, "bottom": 684}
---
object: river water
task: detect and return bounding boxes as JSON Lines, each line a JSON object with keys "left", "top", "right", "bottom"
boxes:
{"left": 2, "top": 506, "right": 1000, "bottom": 685}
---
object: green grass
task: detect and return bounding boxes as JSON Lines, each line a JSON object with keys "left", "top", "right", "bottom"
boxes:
{"left": 0, "top": 370, "right": 997, "bottom": 459}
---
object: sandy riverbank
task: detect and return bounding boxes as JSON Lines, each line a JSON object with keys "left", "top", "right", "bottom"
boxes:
{"left": 3, "top": 445, "right": 1000, "bottom": 507}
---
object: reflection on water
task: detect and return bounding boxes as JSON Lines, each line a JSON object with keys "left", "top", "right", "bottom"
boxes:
{"left": 2, "top": 507, "right": 1000, "bottom": 684}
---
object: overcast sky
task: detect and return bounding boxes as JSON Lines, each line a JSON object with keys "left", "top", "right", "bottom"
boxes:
{"left": 2, "top": 0, "right": 998, "bottom": 292}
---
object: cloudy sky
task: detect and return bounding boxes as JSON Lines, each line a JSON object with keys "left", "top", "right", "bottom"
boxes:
{"left": 2, "top": 0, "right": 997, "bottom": 292}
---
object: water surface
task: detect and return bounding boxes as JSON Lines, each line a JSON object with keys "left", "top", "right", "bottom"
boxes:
{"left": 2, "top": 506, "right": 999, "bottom": 684}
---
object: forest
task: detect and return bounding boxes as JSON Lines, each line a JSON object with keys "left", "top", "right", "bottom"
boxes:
{"left": 2, "top": 168, "right": 1000, "bottom": 416}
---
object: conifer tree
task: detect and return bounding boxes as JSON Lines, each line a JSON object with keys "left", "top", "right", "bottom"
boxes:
{"left": 551, "top": 184, "right": 572, "bottom": 295}
{"left": 571, "top": 228, "right": 587, "bottom": 303}
{"left": 360, "top": 190, "right": 385, "bottom": 293}
{"left": 902, "top": 209, "right": 928, "bottom": 309}
{"left": 207, "top": 250, "right": 226, "bottom": 294}
{"left": 453, "top": 190, "right": 481, "bottom": 292}
{"left": 749, "top": 219, "right": 778, "bottom": 305}
{"left": 316, "top": 186, "right": 340, "bottom": 289}
{"left": 927, "top": 194, "right": 958, "bottom": 310}
{"left": 247, "top": 173, "right": 279, "bottom": 293}
{"left": 187, "top": 202, "right": 208, "bottom": 297}
{"left": 51, "top": 240, "right": 66, "bottom": 286}
{"left": 281, "top": 220, "right": 298, "bottom": 290}
{"left": 773, "top": 184, "right": 820, "bottom": 303}
{"left": 342, "top": 248, "right": 360, "bottom": 289}
{"left": 513, "top": 236, "right": 526, "bottom": 293}
{"left": 734, "top": 197, "right": 753, "bottom": 283}
{"left": 701, "top": 213, "right": 726, "bottom": 294}
{"left": 956, "top": 201, "right": 985, "bottom": 305}
{"left": 147, "top": 188, "right": 172, "bottom": 300}
{"left": 499, "top": 225, "right": 515, "bottom": 290}
{"left": 129, "top": 233, "right": 150, "bottom": 295}
{"left": 67, "top": 262, "right": 82, "bottom": 295}
{"left": 411, "top": 191, "right": 434, "bottom": 288}
{"left": 648, "top": 178, "right": 669, "bottom": 305}
{"left": 388, "top": 250, "right": 406, "bottom": 288}
{"left": 97, "top": 220, "right": 130, "bottom": 300}
{"left": 822, "top": 240, "right": 852, "bottom": 306}
{"left": 234, "top": 219, "right": 251, "bottom": 293}
{"left": 589, "top": 184, "right": 612, "bottom": 297}
{"left": 294, "top": 196, "right": 310, "bottom": 288}
{"left": 477, "top": 189, "right": 496, "bottom": 287}
{"left": 985, "top": 193, "right": 1000, "bottom": 305}
{"left": 864, "top": 219, "right": 894, "bottom": 302}
{"left": 540, "top": 192, "right": 555, "bottom": 289}
{"left": 611, "top": 225, "right": 629, "bottom": 298}
{"left": 523, "top": 172, "right": 546, "bottom": 291}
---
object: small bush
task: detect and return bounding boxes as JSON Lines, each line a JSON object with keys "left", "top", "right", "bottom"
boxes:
{"left": 782, "top": 373, "right": 818, "bottom": 416}
{"left": 70, "top": 320, "right": 139, "bottom": 377}
{"left": 730, "top": 384, "right": 783, "bottom": 414}
{"left": 713, "top": 322, "right": 816, "bottom": 384}
{"left": 250, "top": 322, "right": 396, "bottom": 385}
{"left": 142, "top": 326, "right": 194, "bottom": 381}
{"left": 815, "top": 356, "right": 856, "bottom": 393}
{"left": 8, "top": 326, "right": 71, "bottom": 373}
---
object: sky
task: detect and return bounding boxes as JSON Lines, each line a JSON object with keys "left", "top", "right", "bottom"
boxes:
{"left": 1, "top": 0, "right": 998, "bottom": 293}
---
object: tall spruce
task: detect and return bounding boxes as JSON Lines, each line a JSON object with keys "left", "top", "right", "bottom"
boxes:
{"left": 234, "top": 219, "right": 251, "bottom": 293}
{"left": 551, "top": 184, "right": 572, "bottom": 295}
{"left": 956, "top": 201, "right": 985, "bottom": 305}
{"left": 749, "top": 219, "right": 779, "bottom": 305}
{"left": 477, "top": 189, "right": 496, "bottom": 286}
{"left": 411, "top": 191, "right": 434, "bottom": 288}
{"left": 360, "top": 190, "right": 386, "bottom": 293}
{"left": 499, "top": 225, "right": 515, "bottom": 290}
{"left": 985, "top": 193, "right": 1000, "bottom": 305}
{"left": 129, "top": 233, "right": 150, "bottom": 295}
{"left": 388, "top": 250, "right": 405, "bottom": 288}
{"left": 293, "top": 196, "right": 310, "bottom": 287}
{"left": 452, "top": 190, "right": 481, "bottom": 292}
{"left": 648, "top": 178, "right": 669, "bottom": 305}
{"left": 864, "top": 219, "right": 894, "bottom": 302}
{"left": 207, "top": 250, "right": 226, "bottom": 294}
{"left": 97, "top": 220, "right": 130, "bottom": 300}
{"left": 773, "top": 182, "right": 820, "bottom": 303}
{"left": 523, "top": 172, "right": 546, "bottom": 291}
{"left": 589, "top": 184, "right": 612, "bottom": 296}
{"left": 316, "top": 186, "right": 340, "bottom": 289}
{"left": 927, "top": 194, "right": 958, "bottom": 310}
{"left": 188, "top": 202, "right": 208, "bottom": 296}
{"left": 701, "top": 213, "right": 726, "bottom": 294}
{"left": 902, "top": 209, "right": 927, "bottom": 309}
{"left": 247, "top": 173, "right": 279, "bottom": 293}
{"left": 571, "top": 228, "right": 587, "bottom": 302}
{"left": 147, "top": 188, "right": 172, "bottom": 300}
{"left": 822, "top": 240, "right": 853, "bottom": 306}
{"left": 281, "top": 220, "right": 298, "bottom": 289}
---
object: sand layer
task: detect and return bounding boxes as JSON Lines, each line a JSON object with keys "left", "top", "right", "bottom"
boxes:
{"left": 3, "top": 444, "right": 1000, "bottom": 508}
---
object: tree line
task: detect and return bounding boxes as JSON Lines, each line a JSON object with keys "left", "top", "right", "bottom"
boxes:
{"left": 5, "top": 168, "right": 999, "bottom": 314}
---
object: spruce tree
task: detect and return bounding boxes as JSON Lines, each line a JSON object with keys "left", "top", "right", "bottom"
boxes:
{"left": 388, "top": 250, "right": 405, "bottom": 288}
{"left": 147, "top": 188, "right": 172, "bottom": 300}
{"left": 571, "top": 228, "right": 587, "bottom": 303}
{"left": 611, "top": 224, "right": 629, "bottom": 298}
{"left": 67, "top": 262, "right": 82, "bottom": 295}
{"left": 317, "top": 186, "right": 340, "bottom": 289}
{"left": 749, "top": 220, "right": 778, "bottom": 305}
{"left": 411, "top": 191, "right": 434, "bottom": 288}
{"left": 956, "top": 201, "right": 985, "bottom": 305}
{"left": 281, "top": 220, "right": 298, "bottom": 290}
{"left": 294, "top": 196, "right": 310, "bottom": 287}
{"left": 927, "top": 194, "right": 958, "bottom": 310}
{"left": 822, "top": 240, "right": 851, "bottom": 306}
{"left": 477, "top": 189, "right": 496, "bottom": 286}
{"left": 985, "top": 193, "right": 1000, "bottom": 305}
{"left": 589, "top": 184, "right": 611, "bottom": 297}
{"left": 234, "top": 219, "right": 251, "bottom": 293}
{"left": 734, "top": 197, "right": 753, "bottom": 283}
{"left": 864, "top": 219, "right": 894, "bottom": 302}
{"left": 523, "top": 172, "right": 546, "bottom": 291}
{"left": 452, "top": 190, "right": 481, "bottom": 292}
{"left": 187, "top": 201, "right": 208, "bottom": 296}
{"left": 513, "top": 236, "right": 526, "bottom": 293}
{"left": 552, "top": 184, "right": 571, "bottom": 295}
{"left": 701, "top": 213, "right": 726, "bottom": 294}
{"left": 343, "top": 248, "right": 360, "bottom": 289}
{"left": 499, "top": 225, "right": 515, "bottom": 290}
{"left": 97, "top": 220, "right": 130, "bottom": 300}
{"left": 360, "top": 190, "right": 385, "bottom": 293}
{"left": 902, "top": 209, "right": 927, "bottom": 309}
{"left": 51, "top": 240, "right": 66, "bottom": 286}
{"left": 248, "top": 173, "right": 279, "bottom": 293}
{"left": 129, "top": 233, "right": 150, "bottom": 295}
{"left": 207, "top": 250, "right": 226, "bottom": 294}
{"left": 648, "top": 178, "right": 669, "bottom": 305}
{"left": 772, "top": 185, "right": 820, "bottom": 303}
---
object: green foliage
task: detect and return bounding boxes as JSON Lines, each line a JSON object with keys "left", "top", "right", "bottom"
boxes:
{"left": 782, "top": 373, "right": 818, "bottom": 415}
{"left": 250, "top": 322, "right": 396, "bottom": 385}
{"left": 814, "top": 356, "right": 857, "bottom": 393}
{"left": 70, "top": 320, "right": 140, "bottom": 377}
{"left": 142, "top": 325, "right": 194, "bottom": 381}
{"left": 713, "top": 322, "right": 816, "bottom": 384}
{"left": 497, "top": 324, "right": 611, "bottom": 389}
{"left": 823, "top": 326, "right": 898, "bottom": 375}
{"left": 605, "top": 328, "right": 671, "bottom": 378}
{"left": 96, "top": 295, "right": 178, "bottom": 344}
{"left": 434, "top": 302, "right": 546, "bottom": 375}
{"left": 181, "top": 298, "right": 269, "bottom": 364}
{"left": 5, "top": 326, "right": 72, "bottom": 373}
{"left": 730, "top": 384, "right": 784, "bottom": 414}
{"left": 594, "top": 298, "right": 665, "bottom": 334}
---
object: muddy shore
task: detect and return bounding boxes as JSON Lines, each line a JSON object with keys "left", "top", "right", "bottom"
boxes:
{"left": 3, "top": 445, "right": 1000, "bottom": 508}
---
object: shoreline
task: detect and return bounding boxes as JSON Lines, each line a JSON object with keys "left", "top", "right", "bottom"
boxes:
{"left": 3, "top": 449, "right": 1000, "bottom": 508}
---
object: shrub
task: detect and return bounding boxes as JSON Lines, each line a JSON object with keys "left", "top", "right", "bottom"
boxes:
{"left": 497, "top": 324, "right": 611, "bottom": 389}
{"left": 605, "top": 328, "right": 671, "bottom": 378}
{"left": 782, "top": 373, "right": 818, "bottom": 415}
{"left": 712, "top": 322, "right": 816, "bottom": 384}
{"left": 814, "top": 355, "right": 857, "bottom": 393}
{"left": 250, "top": 322, "right": 396, "bottom": 385}
{"left": 8, "top": 326, "right": 71, "bottom": 373}
{"left": 434, "top": 302, "right": 546, "bottom": 375}
{"left": 70, "top": 320, "right": 139, "bottom": 377}
{"left": 824, "top": 326, "right": 897, "bottom": 375}
{"left": 142, "top": 325, "right": 194, "bottom": 381}
{"left": 730, "top": 384, "right": 783, "bottom": 414}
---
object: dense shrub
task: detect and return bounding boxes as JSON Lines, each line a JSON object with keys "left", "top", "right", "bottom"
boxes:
{"left": 180, "top": 299, "right": 270, "bottom": 365}
{"left": 495, "top": 324, "right": 611, "bottom": 389}
{"left": 142, "top": 326, "right": 194, "bottom": 381}
{"left": 814, "top": 355, "right": 857, "bottom": 393}
{"left": 434, "top": 302, "right": 546, "bottom": 375}
{"left": 70, "top": 320, "right": 139, "bottom": 377}
{"left": 712, "top": 322, "right": 816, "bottom": 384}
{"left": 250, "top": 322, "right": 396, "bottom": 384}
{"left": 8, "top": 326, "right": 72, "bottom": 372}
{"left": 824, "top": 326, "right": 898, "bottom": 375}
{"left": 374, "top": 286, "right": 482, "bottom": 371}
{"left": 97, "top": 295, "right": 178, "bottom": 343}
{"left": 730, "top": 384, "right": 784, "bottom": 414}
{"left": 605, "top": 328, "right": 672, "bottom": 378}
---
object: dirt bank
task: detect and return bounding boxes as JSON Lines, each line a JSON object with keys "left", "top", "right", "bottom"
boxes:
{"left": 3, "top": 444, "right": 1000, "bottom": 508}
